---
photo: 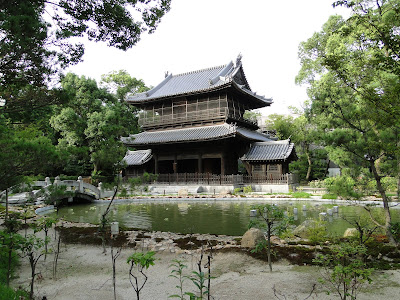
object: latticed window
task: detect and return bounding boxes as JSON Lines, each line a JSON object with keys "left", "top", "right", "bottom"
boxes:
{"left": 268, "top": 164, "right": 278, "bottom": 171}
{"left": 253, "top": 165, "right": 264, "bottom": 172}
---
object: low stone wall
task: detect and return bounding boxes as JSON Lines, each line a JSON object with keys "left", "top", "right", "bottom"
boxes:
{"left": 146, "top": 184, "right": 295, "bottom": 195}
{"left": 250, "top": 184, "right": 292, "bottom": 193}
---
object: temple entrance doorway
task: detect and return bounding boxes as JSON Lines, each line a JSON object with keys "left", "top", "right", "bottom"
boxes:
{"left": 178, "top": 159, "right": 197, "bottom": 173}
{"left": 203, "top": 158, "right": 221, "bottom": 174}
{"left": 158, "top": 160, "right": 174, "bottom": 174}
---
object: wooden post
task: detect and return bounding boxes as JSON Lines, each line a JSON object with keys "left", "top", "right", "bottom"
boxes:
{"left": 173, "top": 154, "right": 178, "bottom": 174}
{"left": 220, "top": 154, "right": 225, "bottom": 176}
{"left": 154, "top": 154, "right": 159, "bottom": 174}
{"left": 198, "top": 154, "right": 203, "bottom": 173}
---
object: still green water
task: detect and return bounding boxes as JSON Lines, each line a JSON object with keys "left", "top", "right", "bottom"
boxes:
{"left": 44, "top": 200, "right": 400, "bottom": 236}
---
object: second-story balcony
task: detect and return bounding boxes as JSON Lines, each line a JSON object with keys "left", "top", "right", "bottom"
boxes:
{"left": 139, "top": 107, "right": 258, "bottom": 130}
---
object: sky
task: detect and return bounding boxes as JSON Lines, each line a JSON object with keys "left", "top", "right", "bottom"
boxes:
{"left": 67, "top": 0, "right": 349, "bottom": 116}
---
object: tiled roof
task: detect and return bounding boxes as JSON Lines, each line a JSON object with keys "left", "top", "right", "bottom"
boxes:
{"left": 241, "top": 140, "right": 296, "bottom": 162}
{"left": 122, "top": 150, "right": 152, "bottom": 166}
{"left": 122, "top": 123, "right": 271, "bottom": 146}
{"left": 126, "top": 60, "right": 272, "bottom": 106}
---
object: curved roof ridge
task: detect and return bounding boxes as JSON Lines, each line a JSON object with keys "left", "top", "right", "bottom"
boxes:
{"left": 253, "top": 139, "right": 290, "bottom": 145}
{"left": 175, "top": 64, "right": 228, "bottom": 77}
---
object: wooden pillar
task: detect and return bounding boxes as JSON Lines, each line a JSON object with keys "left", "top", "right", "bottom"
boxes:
{"left": 198, "top": 154, "right": 203, "bottom": 173}
{"left": 154, "top": 153, "right": 159, "bottom": 174}
{"left": 173, "top": 154, "right": 178, "bottom": 174}
{"left": 221, "top": 153, "right": 225, "bottom": 175}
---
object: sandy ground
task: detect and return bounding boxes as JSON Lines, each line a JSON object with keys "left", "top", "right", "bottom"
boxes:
{"left": 11, "top": 235, "right": 400, "bottom": 300}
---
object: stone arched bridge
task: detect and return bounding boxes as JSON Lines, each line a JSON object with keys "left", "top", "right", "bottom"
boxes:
{"left": 34, "top": 176, "right": 105, "bottom": 203}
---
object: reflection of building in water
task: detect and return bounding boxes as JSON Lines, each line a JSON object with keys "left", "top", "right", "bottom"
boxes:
{"left": 177, "top": 203, "right": 189, "bottom": 215}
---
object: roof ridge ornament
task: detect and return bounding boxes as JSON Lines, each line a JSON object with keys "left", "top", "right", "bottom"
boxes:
{"left": 236, "top": 53, "right": 242, "bottom": 66}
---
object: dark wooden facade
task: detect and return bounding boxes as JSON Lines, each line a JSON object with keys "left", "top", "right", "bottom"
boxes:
{"left": 122, "top": 57, "right": 296, "bottom": 179}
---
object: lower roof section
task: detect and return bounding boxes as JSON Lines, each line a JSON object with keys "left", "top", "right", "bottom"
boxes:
{"left": 241, "top": 139, "right": 296, "bottom": 162}
{"left": 122, "top": 123, "right": 271, "bottom": 146}
{"left": 123, "top": 150, "right": 153, "bottom": 166}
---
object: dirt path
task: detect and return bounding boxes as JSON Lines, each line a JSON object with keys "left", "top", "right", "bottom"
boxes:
{"left": 11, "top": 241, "right": 400, "bottom": 300}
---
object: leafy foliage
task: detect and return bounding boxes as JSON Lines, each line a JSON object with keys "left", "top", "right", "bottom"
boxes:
{"left": 249, "top": 204, "right": 293, "bottom": 272}
{"left": 314, "top": 243, "right": 373, "bottom": 300}
{"left": 127, "top": 251, "right": 156, "bottom": 300}
{"left": 296, "top": 0, "right": 400, "bottom": 242}
{"left": 265, "top": 113, "right": 328, "bottom": 181}
{"left": 0, "top": 0, "right": 171, "bottom": 111}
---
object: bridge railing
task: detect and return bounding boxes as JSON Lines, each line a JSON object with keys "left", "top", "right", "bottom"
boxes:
{"left": 34, "top": 176, "right": 102, "bottom": 199}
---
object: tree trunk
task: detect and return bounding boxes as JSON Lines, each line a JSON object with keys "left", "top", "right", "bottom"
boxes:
{"left": 305, "top": 151, "right": 312, "bottom": 182}
{"left": 267, "top": 223, "right": 272, "bottom": 272}
{"left": 5, "top": 188, "right": 8, "bottom": 221}
{"left": 7, "top": 247, "right": 12, "bottom": 286}
{"left": 370, "top": 161, "right": 395, "bottom": 244}
{"left": 29, "top": 254, "right": 35, "bottom": 300}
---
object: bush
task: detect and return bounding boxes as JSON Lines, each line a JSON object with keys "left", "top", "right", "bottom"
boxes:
{"left": 0, "top": 284, "right": 28, "bottom": 300}
{"left": 381, "top": 177, "right": 397, "bottom": 192}
{"left": 119, "top": 188, "right": 128, "bottom": 198}
{"left": 324, "top": 176, "right": 361, "bottom": 199}
{"left": 233, "top": 187, "right": 243, "bottom": 194}
{"left": 307, "top": 220, "right": 327, "bottom": 244}
{"left": 291, "top": 191, "right": 311, "bottom": 198}
{"left": 243, "top": 185, "right": 253, "bottom": 193}
{"left": 309, "top": 180, "right": 326, "bottom": 188}
{"left": 321, "top": 193, "right": 337, "bottom": 199}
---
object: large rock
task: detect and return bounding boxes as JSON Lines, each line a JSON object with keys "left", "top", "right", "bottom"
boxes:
{"left": 241, "top": 228, "right": 265, "bottom": 248}
{"left": 293, "top": 219, "right": 318, "bottom": 239}
{"left": 178, "top": 189, "right": 188, "bottom": 197}
{"left": 343, "top": 228, "right": 358, "bottom": 238}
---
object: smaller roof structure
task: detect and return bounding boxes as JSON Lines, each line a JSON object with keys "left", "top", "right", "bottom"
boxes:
{"left": 241, "top": 139, "right": 296, "bottom": 162}
{"left": 121, "top": 123, "right": 271, "bottom": 146}
{"left": 123, "top": 150, "right": 153, "bottom": 166}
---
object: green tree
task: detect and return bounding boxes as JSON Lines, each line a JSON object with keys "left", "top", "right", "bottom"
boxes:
{"left": 0, "top": 0, "right": 171, "bottom": 111}
{"left": 265, "top": 112, "right": 327, "bottom": 181}
{"left": 20, "top": 234, "right": 45, "bottom": 300}
{"left": 127, "top": 251, "right": 156, "bottom": 300}
{"left": 314, "top": 243, "right": 373, "bottom": 300}
{"left": 101, "top": 70, "right": 149, "bottom": 101}
{"left": 249, "top": 204, "right": 293, "bottom": 272}
{"left": 50, "top": 73, "right": 141, "bottom": 179}
{"left": 296, "top": 1, "right": 400, "bottom": 243}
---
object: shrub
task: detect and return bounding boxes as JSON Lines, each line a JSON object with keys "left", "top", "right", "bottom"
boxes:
{"left": 243, "top": 185, "right": 253, "bottom": 193}
{"left": 324, "top": 176, "right": 362, "bottom": 199}
{"left": 233, "top": 187, "right": 243, "bottom": 194}
{"left": 307, "top": 220, "right": 327, "bottom": 244}
{"left": 314, "top": 243, "right": 373, "bottom": 300}
{"left": 119, "top": 188, "right": 128, "bottom": 198}
{"left": 291, "top": 191, "right": 311, "bottom": 198}
{"left": 321, "top": 193, "right": 337, "bottom": 200}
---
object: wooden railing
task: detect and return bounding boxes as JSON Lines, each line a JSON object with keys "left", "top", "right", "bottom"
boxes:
{"left": 151, "top": 173, "right": 298, "bottom": 185}
{"left": 139, "top": 107, "right": 257, "bottom": 128}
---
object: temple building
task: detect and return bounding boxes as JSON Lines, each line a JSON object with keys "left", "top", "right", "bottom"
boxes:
{"left": 122, "top": 56, "right": 297, "bottom": 183}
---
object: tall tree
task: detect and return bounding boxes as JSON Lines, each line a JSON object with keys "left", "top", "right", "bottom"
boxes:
{"left": 101, "top": 70, "right": 149, "bottom": 101}
{"left": 0, "top": 0, "right": 171, "bottom": 112}
{"left": 265, "top": 112, "right": 327, "bottom": 181}
{"left": 296, "top": 1, "right": 400, "bottom": 242}
{"left": 51, "top": 73, "right": 143, "bottom": 179}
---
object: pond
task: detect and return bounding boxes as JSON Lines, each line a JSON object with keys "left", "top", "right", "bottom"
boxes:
{"left": 42, "top": 199, "right": 400, "bottom": 236}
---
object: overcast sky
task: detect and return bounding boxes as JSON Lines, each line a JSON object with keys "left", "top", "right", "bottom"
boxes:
{"left": 67, "top": 0, "right": 349, "bottom": 116}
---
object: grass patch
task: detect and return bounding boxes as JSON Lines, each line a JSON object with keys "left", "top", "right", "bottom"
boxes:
{"left": 291, "top": 192, "right": 311, "bottom": 198}
{"left": 322, "top": 193, "right": 338, "bottom": 199}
